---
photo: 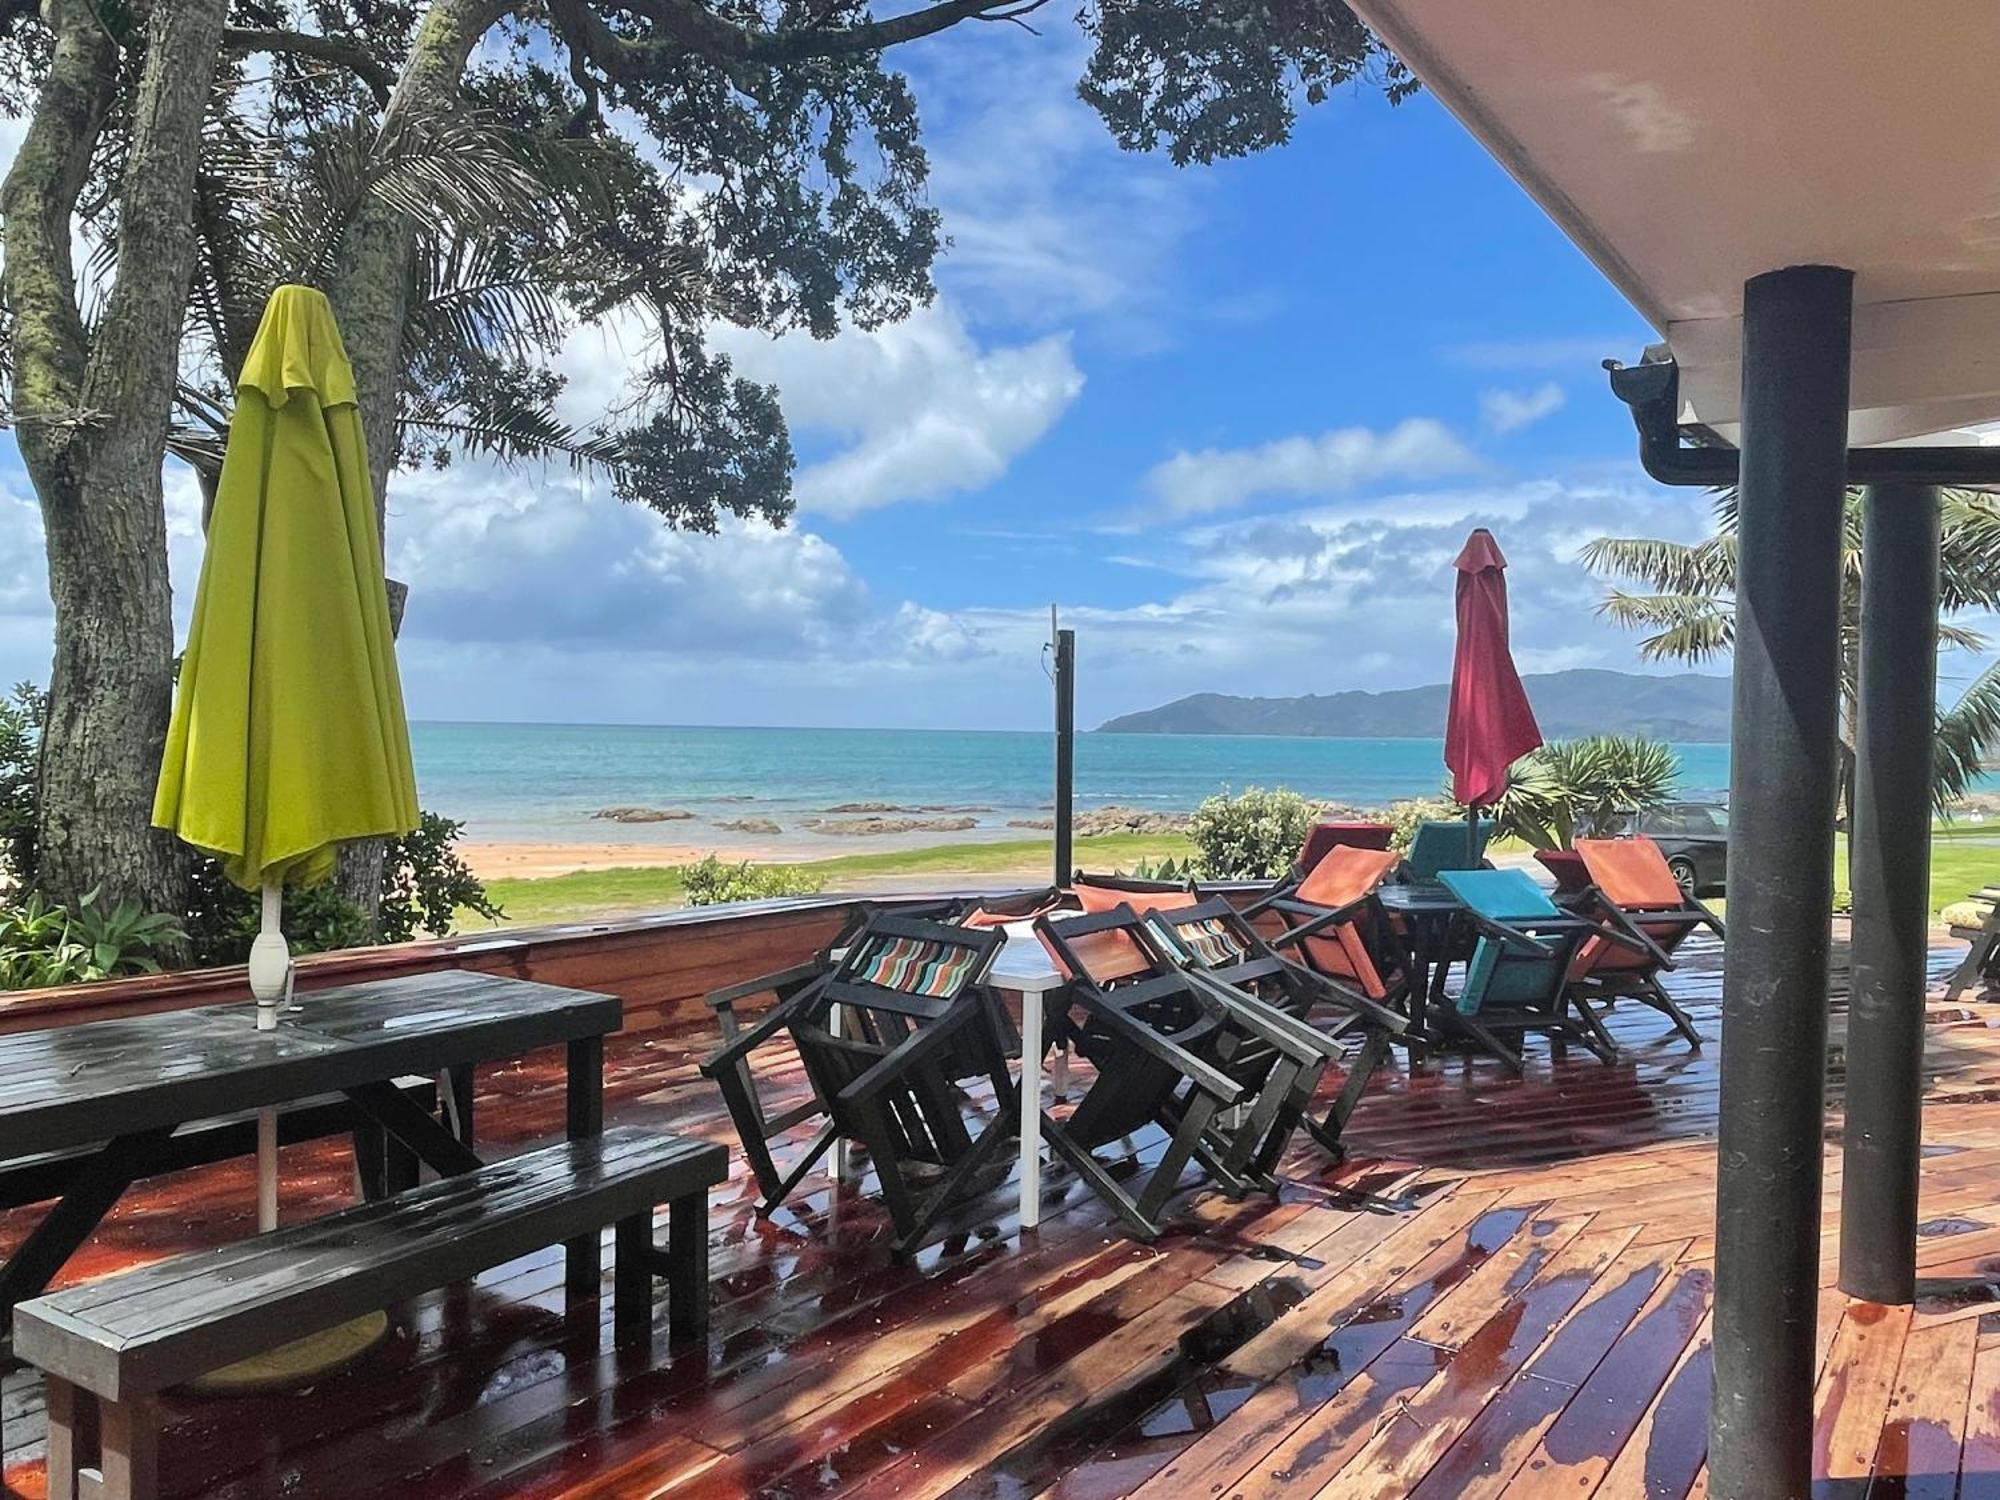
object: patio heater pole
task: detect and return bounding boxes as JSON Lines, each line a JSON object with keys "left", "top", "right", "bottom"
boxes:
{"left": 1710, "top": 264, "right": 1853, "bottom": 1500}
{"left": 1839, "top": 483, "right": 1941, "bottom": 1304}
{"left": 1053, "top": 618, "right": 1075, "bottom": 888}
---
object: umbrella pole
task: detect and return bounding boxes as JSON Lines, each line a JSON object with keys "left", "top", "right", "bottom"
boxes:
{"left": 248, "top": 878, "right": 291, "bottom": 1231}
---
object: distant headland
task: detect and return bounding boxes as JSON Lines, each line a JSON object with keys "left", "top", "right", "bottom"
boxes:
{"left": 1096, "top": 669, "right": 1733, "bottom": 743}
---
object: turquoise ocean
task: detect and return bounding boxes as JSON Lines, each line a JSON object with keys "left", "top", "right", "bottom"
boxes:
{"left": 412, "top": 722, "right": 1735, "bottom": 851}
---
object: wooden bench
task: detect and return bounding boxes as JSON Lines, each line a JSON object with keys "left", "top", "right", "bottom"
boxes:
{"left": 13, "top": 1126, "right": 725, "bottom": 1500}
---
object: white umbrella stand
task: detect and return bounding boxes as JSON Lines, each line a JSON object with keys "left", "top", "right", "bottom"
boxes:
{"left": 246, "top": 877, "right": 291, "bottom": 1232}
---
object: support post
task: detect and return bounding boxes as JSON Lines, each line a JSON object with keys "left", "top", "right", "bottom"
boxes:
{"left": 1709, "top": 264, "right": 1854, "bottom": 1500}
{"left": 1053, "top": 626, "right": 1075, "bottom": 887}
{"left": 1839, "top": 483, "right": 1941, "bottom": 1303}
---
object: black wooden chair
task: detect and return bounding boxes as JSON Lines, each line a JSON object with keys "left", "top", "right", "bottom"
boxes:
{"left": 700, "top": 907, "right": 868, "bottom": 1212}
{"left": 783, "top": 915, "right": 1016, "bottom": 1254}
{"left": 1143, "top": 895, "right": 1405, "bottom": 1161}
{"left": 1034, "top": 906, "right": 1322, "bottom": 1236}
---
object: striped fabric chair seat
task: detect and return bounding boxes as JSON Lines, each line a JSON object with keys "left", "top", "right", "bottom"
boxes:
{"left": 851, "top": 934, "right": 979, "bottom": 998}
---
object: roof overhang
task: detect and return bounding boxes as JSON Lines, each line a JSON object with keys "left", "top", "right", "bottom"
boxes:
{"left": 1350, "top": 0, "right": 2000, "bottom": 447}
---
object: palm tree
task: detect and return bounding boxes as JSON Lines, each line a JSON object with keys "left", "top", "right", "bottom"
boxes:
{"left": 1582, "top": 490, "right": 2000, "bottom": 817}
{"left": 1492, "top": 735, "right": 1680, "bottom": 850}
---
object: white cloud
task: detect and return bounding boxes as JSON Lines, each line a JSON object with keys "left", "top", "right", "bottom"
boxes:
{"left": 908, "top": 24, "right": 1204, "bottom": 346}
{"left": 712, "top": 304, "right": 1083, "bottom": 519}
{"left": 1141, "top": 419, "right": 1480, "bottom": 520}
{"left": 1480, "top": 382, "right": 1567, "bottom": 434}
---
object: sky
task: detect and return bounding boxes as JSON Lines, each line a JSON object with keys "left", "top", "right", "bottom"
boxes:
{"left": 0, "top": 19, "right": 1746, "bottom": 733}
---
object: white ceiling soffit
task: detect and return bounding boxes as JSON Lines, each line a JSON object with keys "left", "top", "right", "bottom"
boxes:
{"left": 1351, "top": 0, "right": 2000, "bottom": 445}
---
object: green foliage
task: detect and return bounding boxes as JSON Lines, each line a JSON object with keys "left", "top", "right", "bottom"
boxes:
{"left": 182, "top": 810, "right": 504, "bottom": 967}
{"left": 0, "top": 889, "right": 187, "bottom": 990}
{"left": 0, "top": 682, "right": 41, "bottom": 894}
{"left": 1383, "top": 797, "right": 1461, "bottom": 853}
{"left": 1187, "top": 787, "right": 1317, "bottom": 880}
{"left": 681, "top": 854, "right": 826, "bottom": 908}
{"left": 1080, "top": 0, "right": 1414, "bottom": 167}
{"left": 1492, "top": 736, "right": 1679, "bottom": 850}
{"left": 378, "top": 811, "right": 505, "bottom": 942}
{"left": 1586, "top": 489, "right": 2000, "bottom": 815}
{"left": 1123, "top": 855, "right": 1195, "bottom": 883}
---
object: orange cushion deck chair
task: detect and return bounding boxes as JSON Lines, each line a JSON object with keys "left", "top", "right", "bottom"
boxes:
{"left": 1567, "top": 836, "right": 1724, "bottom": 1046}
{"left": 1246, "top": 846, "right": 1407, "bottom": 1009}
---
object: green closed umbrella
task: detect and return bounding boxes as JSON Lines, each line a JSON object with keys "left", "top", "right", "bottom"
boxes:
{"left": 154, "top": 283, "right": 418, "bottom": 1228}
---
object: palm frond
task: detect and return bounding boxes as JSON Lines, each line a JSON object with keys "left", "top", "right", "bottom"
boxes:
{"left": 1579, "top": 534, "right": 1736, "bottom": 596}
{"left": 1935, "top": 660, "right": 2000, "bottom": 814}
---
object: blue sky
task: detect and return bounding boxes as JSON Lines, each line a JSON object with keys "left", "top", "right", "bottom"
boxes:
{"left": 0, "top": 20, "right": 1737, "bottom": 731}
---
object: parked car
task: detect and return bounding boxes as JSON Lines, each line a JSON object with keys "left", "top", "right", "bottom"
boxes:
{"left": 1616, "top": 802, "right": 1728, "bottom": 894}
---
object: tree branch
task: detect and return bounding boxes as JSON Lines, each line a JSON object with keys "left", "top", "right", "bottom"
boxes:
{"left": 223, "top": 26, "right": 396, "bottom": 106}
{"left": 79, "top": 0, "right": 233, "bottom": 427}
{"left": 597, "top": 0, "right": 1051, "bottom": 67}
{"left": 0, "top": 0, "right": 115, "bottom": 442}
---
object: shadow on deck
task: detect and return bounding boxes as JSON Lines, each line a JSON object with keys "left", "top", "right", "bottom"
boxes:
{"left": 5, "top": 925, "right": 2000, "bottom": 1498}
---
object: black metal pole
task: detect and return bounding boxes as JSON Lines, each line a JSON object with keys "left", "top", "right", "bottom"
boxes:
{"left": 1709, "top": 265, "right": 1853, "bottom": 1500}
{"left": 1838, "top": 483, "right": 1941, "bottom": 1304}
{"left": 1054, "top": 627, "right": 1075, "bottom": 887}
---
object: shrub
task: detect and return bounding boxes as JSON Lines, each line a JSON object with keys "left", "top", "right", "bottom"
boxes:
{"left": 681, "top": 854, "right": 827, "bottom": 907}
{"left": 182, "top": 811, "right": 505, "bottom": 966}
{"left": 1187, "top": 787, "right": 1317, "bottom": 880}
{"left": 0, "top": 889, "right": 186, "bottom": 990}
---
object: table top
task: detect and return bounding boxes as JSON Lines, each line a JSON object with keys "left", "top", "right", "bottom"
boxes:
{"left": 0, "top": 971, "right": 620, "bottom": 1160}
{"left": 1375, "top": 882, "right": 1470, "bottom": 915}
{"left": 988, "top": 925, "right": 1068, "bottom": 994}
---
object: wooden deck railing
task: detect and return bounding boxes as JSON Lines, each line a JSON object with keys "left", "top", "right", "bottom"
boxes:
{"left": 0, "top": 896, "right": 881, "bottom": 1037}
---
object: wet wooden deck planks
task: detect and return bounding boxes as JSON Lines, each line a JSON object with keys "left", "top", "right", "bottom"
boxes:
{"left": 3, "top": 930, "right": 2000, "bottom": 1496}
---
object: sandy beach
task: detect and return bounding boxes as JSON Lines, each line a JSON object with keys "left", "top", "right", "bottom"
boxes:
{"left": 461, "top": 839, "right": 791, "bottom": 880}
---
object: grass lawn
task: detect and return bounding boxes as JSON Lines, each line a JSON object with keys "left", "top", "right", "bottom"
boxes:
{"left": 480, "top": 832, "right": 1197, "bottom": 926}
{"left": 476, "top": 822, "right": 2000, "bottom": 929}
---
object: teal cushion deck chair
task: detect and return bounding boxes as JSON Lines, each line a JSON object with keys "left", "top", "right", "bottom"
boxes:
{"left": 1404, "top": 819, "right": 1495, "bottom": 882}
{"left": 1436, "top": 868, "right": 1619, "bottom": 1071}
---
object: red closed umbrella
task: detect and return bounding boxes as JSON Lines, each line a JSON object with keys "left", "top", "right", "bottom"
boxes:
{"left": 1445, "top": 528, "right": 1543, "bottom": 809}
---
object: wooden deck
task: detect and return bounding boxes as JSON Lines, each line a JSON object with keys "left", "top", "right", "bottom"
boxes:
{"left": 5, "top": 918, "right": 2000, "bottom": 1498}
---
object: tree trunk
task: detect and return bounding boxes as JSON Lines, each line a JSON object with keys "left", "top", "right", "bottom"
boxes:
{"left": 4, "top": 0, "right": 232, "bottom": 919}
{"left": 324, "top": 0, "right": 511, "bottom": 931}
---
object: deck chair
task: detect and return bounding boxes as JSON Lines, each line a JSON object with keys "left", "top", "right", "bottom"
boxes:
{"left": 700, "top": 905, "right": 872, "bottom": 1209}
{"left": 1535, "top": 847, "right": 1594, "bottom": 896}
{"left": 1944, "top": 887, "right": 2000, "bottom": 1000}
{"left": 1033, "top": 908, "right": 1266, "bottom": 1237}
{"left": 1071, "top": 872, "right": 1199, "bottom": 913}
{"left": 1436, "top": 868, "right": 1621, "bottom": 1070}
{"left": 701, "top": 910, "right": 1008, "bottom": 1224}
{"left": 956, "top": 884, "right": 1066, "bottom": 928}
{"left": 783, "top": 915, "right": 1017, "bottom": 1254}
{"left": 1403, "top": 818, "right": 1495, "bottom": 881}
{"left": 1295, "top": 821, "right": 1395, "bottom": 880}
{"left": 1567, "top": 837, "right": 1724, "bottom": 1044}
{"left": 1143, "top": 895, "right": 1402, "bottom": 1160}
{"left": 1245, "top": 846, "right": 1409, "bottom": 1024}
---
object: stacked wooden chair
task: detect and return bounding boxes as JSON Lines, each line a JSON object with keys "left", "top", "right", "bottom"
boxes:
{"left": 1142, "top": 895, "right": 1404, "bottom": 1160}
{"left": 1561, "top": 836, "right": 1723, "bottom": 1045}
{"left": 1435, "top": 868, "right": 1623, "bottom": 1069}
{"left": 701, "top": 909, "right": 1018, "bottom": 1253}
{"left": 1244, "top": 845, "right": 1410, "bottom": 1029}
{"left": 1033, "top": 905, "right": 1327, "bottom": 1237}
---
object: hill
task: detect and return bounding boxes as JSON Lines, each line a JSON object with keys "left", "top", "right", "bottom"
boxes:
{"left": 1096, "top": 669, "right": 1731, "bottom": 742}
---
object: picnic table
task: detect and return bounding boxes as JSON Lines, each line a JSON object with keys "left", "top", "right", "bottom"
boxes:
{"left": 0, "top": 970, "right": 621, "bottom": 1326}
